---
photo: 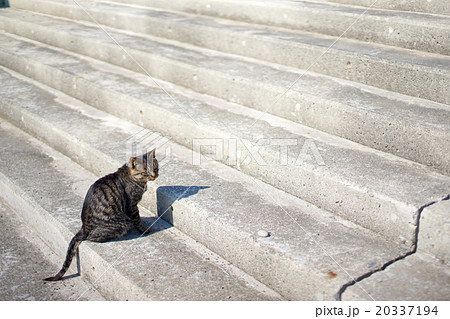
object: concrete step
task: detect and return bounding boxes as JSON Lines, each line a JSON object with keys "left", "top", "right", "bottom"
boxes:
{"left": 0, "top": 68, "right": 408, "bottom": 300}
{"left": 344, "top": 253, "right": 450, "bottom": 300}
{"left": 0, "top": 197, "right": 105, "bottom": 300}
{"left": 343, "top": 198, "right": 450, "bottom": 300}
{"left": 0, "top": 120, "right": 282, "bottom": 301}
{"left": 305, "top": 0, "right": 450, "bottom": 16}
{"left": 6, "top": 0, "right": 449, "bottom": 105}
{"left": 51, "top": 0, "right": 450, "bottom": 55}
{"left": 0, "top": 33, "right": 449, "bottom": 244}
{"left": 0, "top": 12, "right": 449, "bottom": 175}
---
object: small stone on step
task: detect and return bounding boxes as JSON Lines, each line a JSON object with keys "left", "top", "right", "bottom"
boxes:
{"left": 257, "top": 230, "right": 270, "bottom": 238}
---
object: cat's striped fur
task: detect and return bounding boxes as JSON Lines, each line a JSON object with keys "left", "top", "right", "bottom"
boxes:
{"left": 44, "top": 149, "right": 158, "bottom": 281}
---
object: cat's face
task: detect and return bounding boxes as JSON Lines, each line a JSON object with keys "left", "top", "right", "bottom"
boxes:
{"left": 129, "top": 149, "right": 159, "bottom": 182}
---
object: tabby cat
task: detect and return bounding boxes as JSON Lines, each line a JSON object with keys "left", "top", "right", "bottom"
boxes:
{"left": 44, "top": 149, "right": 159, "bottom": 281}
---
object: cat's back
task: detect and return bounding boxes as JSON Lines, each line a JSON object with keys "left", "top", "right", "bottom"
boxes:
{"left": 82, "top": 171, "right": 125, "bottom": 216}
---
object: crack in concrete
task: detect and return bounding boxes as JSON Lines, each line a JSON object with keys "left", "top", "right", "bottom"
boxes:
{"left": 334, "top": 194, "right": 450, "bottom": 301}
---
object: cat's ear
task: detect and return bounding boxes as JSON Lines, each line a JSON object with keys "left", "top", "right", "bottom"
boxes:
{"left": 149, "top": 148, "right": 156, "bottom": 158}
{"left": 129, "top": 156, "right": 137, "bottom": 169}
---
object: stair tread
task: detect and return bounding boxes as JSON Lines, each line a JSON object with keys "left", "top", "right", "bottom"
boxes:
{"left": 0, "top": 66, "right": 406, "bottom": 300}
{"left": 0, "top": 120, "right": 282, "bottom": 300}
{"left": 0, "top": 197, "right": 105, "bottom": 300}
{"left": 79, "top": 0, "right": 450, "bottom": 29}
{"left": 37, "top": 0, "right": 450, "bottom": 106}
{"left": 66, "top": 0, "right": 450, "bottom": 54}
{"left": 343, "top": 253, "right": 450, "bottom": 300}
{"left": 304, "top": 0, "right": 450, "bottom": 16}
{"left": 344, "top": 198, "right": 450, "bottom": 300}
{"left": 417, "top": 199, "right": 450, "bottom": 262}
{"left": 0, "top": 31, "right": 449, "bottom": 241}
{"left": 1, "top": 0, "right": 449, "bottom": 301}
{"left": 0, "top": 10, "right": 449, "bottom": 174}
{"left": 5, "top": 2, "right": 450, "bottom": 103}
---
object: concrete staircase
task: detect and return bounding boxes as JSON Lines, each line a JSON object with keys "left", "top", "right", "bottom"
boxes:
{"left": 0, "top": 0, "right": 448, "bottom": 300}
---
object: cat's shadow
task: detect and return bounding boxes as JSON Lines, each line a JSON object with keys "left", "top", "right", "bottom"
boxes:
{"left": 158, "top": 185, "right": 211, "bottom": 200}
{"left": 65, "top": 186, "right": 209, "bottom": 280}
{"left": 110, "top": 217, "right": 172, "bottom": 242}
{"left": 156, "top": 185, "right": 210, "bottom": 225}
{"left": 79, "top": 186, "right": 209, "bottom": 247}
{"left": 111, "top": 185, "right": 210, "bottom": 241}
{"left": 67, "top": 217, "right": 171, "bottom": 280}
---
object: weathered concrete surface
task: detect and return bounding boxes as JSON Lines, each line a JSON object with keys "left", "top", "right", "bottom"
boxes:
{"left": 0, "top": 120, "right": 282, "bottom": 301}
{"left": 0, "top": 35, "right": 449, "bottom": 245}
{"left": 0, "top": 12, "right": 448, "bottom": 175}
{"left": 419, "top": 199, "right": 450, "bottom": 262}
{"left": 51, "top": 0, "right": 450, "bottom": 54}
{"left": 1, "top": 0, "right": 448, "bottom": 302}
{"left": 343, "top": 253, "right": 450, "bottom": 301}
{"left": 97, "top": 0, "right": 450, "bottom": 17}
{"left": 0, "top": 199, "right": 105, "bottom": 301}
{"left": 305, "top": 0, "right": 450, "bottom": 16}
{"left": 5, "top": 0, "right": 450, "bottom": 105}
{"left": 0, "top": 73, "right": 406, "bottom": 300}
{"left": 343, "top": 199, "right": 450, "bottom": 301}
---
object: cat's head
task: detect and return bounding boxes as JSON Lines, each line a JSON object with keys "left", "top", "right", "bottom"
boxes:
{"left": 129, "top": 149, "right": 159, "bottom": 182}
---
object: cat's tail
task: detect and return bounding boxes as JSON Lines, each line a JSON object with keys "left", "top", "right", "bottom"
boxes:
{"left": 43, "top": 229, "right": 85, "bottom": 281}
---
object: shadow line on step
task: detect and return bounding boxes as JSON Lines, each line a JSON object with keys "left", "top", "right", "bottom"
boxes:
{"left": 108, "top": 216, "right": 174, "bottom": 243}
{"left": 156, "top": 185, "right": 210, "bottom": 225}
{"left": 108, "top": 185, "right": 210, "bottom": 242}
